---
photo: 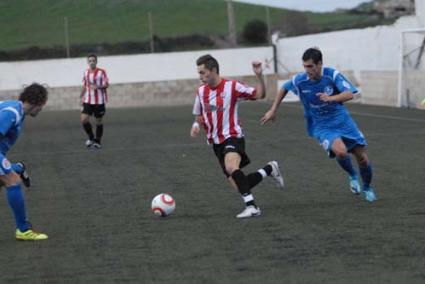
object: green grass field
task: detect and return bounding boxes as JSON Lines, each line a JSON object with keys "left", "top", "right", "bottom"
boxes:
{"left": 0, "top": 103, "right": 424, "bottom": 282}
{"left": 0, "top": 0, "right": 380, "bottom": 51}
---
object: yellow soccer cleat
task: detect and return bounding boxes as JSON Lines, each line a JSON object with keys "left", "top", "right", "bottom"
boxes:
{"left": 16, "top": 229, "right": 48, "bottom": 241}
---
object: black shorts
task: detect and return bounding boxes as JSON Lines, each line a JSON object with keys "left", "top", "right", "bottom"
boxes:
{"left": 213, "top": 137, "right": 251, "bottom": 177}
{"left": 81, "top": 103, "right": 106, "bottom": 118}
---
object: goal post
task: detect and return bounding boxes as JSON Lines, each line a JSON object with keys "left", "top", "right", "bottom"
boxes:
{"left": 398, "top": 27, "right": 425, "bottom": 108}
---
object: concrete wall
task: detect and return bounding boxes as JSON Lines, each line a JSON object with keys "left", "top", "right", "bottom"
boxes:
{"left": 0, "top": 47, "right": 275, "bottom": 110}
{"left": 276, "top": 15, "right": 418, "bottom": 76}
{"left": 0, "top": 74, "right": 281, "bottom": 111}
{"left": 0, "top": 47, "right": 274, "bottom": 91}
{"left": 359, "top": 71, "right": 399, "bottom": 106}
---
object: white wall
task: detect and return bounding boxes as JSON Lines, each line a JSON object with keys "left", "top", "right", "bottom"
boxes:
{"left": 415, "top": 0, "right": 425, "bottom": 27}
{"left": 276, "top": 16, "right": 418, "bottom": 78}
{"left": 0, "top": 47, "right": 274, "bottom": 91}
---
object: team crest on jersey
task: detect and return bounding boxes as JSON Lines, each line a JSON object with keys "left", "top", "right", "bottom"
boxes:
{"left": 204, "top": 103, "right": 224, "bottom": 112}
{"left": 324, "top": 86, "right": 334, "bottom": 96}
{"left": 1, "top": 158, "right": 11, "bottom": 170}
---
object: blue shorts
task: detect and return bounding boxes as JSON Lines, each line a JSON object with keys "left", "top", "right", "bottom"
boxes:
{"left": 313, "top": 115, "right": 367, "bottom": 158}
{"left": 0, "top": 154, "right": 13, "bottom": 176}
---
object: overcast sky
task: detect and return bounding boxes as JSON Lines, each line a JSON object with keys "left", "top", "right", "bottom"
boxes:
{"left": 233, "top": 0, "right": 373, "bottom": 12}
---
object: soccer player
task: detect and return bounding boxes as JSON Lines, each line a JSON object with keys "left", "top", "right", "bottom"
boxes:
{"left": 261, "top": 47, "right": 377, "bottom": 202}
{"left": 0, "top": 83, "right": 49, "bottom": 240}
{"left": 190, "top": 54, "right": 284, "bottom": 218}
{"left": 80, "top": 54, "right": 109, "bottom": 149}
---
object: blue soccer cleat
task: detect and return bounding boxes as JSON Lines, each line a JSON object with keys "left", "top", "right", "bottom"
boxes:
{"left": 349, "top": 175, "right": 361, "bottom": 195}
{"left": 363, "top": 187, "right": 377, "bottom": 202}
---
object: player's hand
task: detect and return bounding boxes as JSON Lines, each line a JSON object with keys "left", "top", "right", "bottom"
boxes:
{"left": 260, "top": 110, "right": 276, "bottom": 125}
{"left": 252, "top": 61, "right": 263, "bottom": 76}
{"left": 190, "top": 123, "right": 200, "bottom": 138}
{"left": 316, "top": 92, "right": 333, "bottom": 102}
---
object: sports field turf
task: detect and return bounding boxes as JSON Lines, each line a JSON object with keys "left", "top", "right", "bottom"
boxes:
{"left": 0, "top": 102, "right": 424, "bottom": 283}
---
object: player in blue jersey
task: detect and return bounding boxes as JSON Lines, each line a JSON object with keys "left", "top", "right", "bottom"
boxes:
{"left": 0, "top": 83, "right": 49, "bottom": 240}
{"left": 261, "top": 48, "right": 377, "bottom": 202}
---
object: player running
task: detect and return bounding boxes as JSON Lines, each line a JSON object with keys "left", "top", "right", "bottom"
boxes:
{"left": 190, "top": 54, "right": 284, "bottom": 218}
{"left": 261, "top": 47, "right": 377, "bottom": 202}
{"left": 0, "top": 83, "right": 49, "bottom": 240}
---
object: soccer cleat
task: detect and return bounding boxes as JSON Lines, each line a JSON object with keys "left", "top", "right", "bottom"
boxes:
{"left": 16, "top": 162, "right": 31, "bottom": 188}
{"left": 16, "top": 228, "right": 48, "bottom": 241}
{"left": 85, "top": 139, "right": 94, "bottom": 148}
{"left": 363, "top": 187, "right": 377, "bottom": 202}
{"left": 236, "top": 205, "right": 261, "bottom": 219}
{"left": 349, "top": 175, "right": 361, "bottom": 195}
{"left": 93, "top": 142, "right": 101, "bottom": 149}
{"left": 268, "top": 161, "right": 284, "bottom": 189}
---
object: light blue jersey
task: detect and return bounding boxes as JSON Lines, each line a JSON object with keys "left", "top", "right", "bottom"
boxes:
{"left": 0, "top": 100, "right": 25, "bottom": 155}
{"left": 282, "top": 67, "right": 366, "bottom": 155}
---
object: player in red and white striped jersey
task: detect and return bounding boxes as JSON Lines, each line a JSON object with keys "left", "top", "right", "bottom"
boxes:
{"left": 190, "top": 54, "right": 284, "bottom": 219}
{"left": 80, "top": 54, "right": 109, "bottom": 149}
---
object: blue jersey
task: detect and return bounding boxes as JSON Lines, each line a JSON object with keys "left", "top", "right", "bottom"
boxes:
{"left": 0, "top": 100, "right": 25, "bottom": 155}
{"left": 283, "top": 67, "right": 366, "bottom": 153}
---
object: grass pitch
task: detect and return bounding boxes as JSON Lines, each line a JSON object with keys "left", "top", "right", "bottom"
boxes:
{"left": 0, "top": 103, "right": 424, "bottom": 283}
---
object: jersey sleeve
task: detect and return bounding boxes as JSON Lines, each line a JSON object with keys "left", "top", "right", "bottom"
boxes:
{"left": 333, "top": 71, "right": 358, "bottom": 94}
{"left": 0, "top": 108, "right": 17, "bottom": 136}
{"left": 101, "top": 70, "right": 109, "bottom": 86}
{"left": 192, "top": 91, "right": 202, "bottom": 115}
{"left": 234, "top": 81, "right": 257, "bottom": 100}
{"left": 282, "top": 78, "right": 299, "bottom": 96}
{"left": 82, "top": 72, "right": 87, "bottom": 86}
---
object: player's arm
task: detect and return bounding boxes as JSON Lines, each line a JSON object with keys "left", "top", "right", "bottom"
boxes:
{"left": 97, "top": 71, "right": 109, "bottom": 90}
{"left": 252, "top": 61, "right": 266, "bottom": 99}
{"left": 190, "top": 94, "right": 203, "bottom": 138}
{"left": 318, "top": 71, "right": 357, "bottom": 103}
{"left": 260, "top": 87, "right": 289, "bottom": 125}
{"left": 190, "top": 115, "right": 204, "bottom": 138}
{"left": 317, "top": 90, "right": 354, "bottom": 103}
{"left": 0, "top": 110, "right": 16, "bottom": 135}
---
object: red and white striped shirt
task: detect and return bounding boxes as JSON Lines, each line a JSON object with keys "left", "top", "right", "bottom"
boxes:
{"left": 192, "top": 79, "right": 257, "bottom": 144}
{"left": 82, "top": 68, "right": 109, "bottom": 105}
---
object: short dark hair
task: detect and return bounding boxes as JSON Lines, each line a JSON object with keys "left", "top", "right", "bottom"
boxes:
{"left": 302, "top": 48, "right": 323, "bottom": 64}
{"left": 196, "top": 54, "right": 219, "bottom": 74}
{"left": 19, "top": 83, "right": 48, "bottom": 106}
{"left": 87, "top": 54, "right": 97, "bottom": 61}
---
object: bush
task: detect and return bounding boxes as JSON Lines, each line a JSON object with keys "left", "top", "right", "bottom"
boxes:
{"left": 241, "top": 20, "right": 268, "bottom": 44}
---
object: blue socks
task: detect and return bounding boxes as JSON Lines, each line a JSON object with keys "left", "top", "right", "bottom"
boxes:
{"left": 336, "top": 156, "right": 357, "bottom": 177}
{"left": 359, "top": 163, "right": 373, "bottom": 188}
{"left": 6, "top": 184, "right": 29, "bottom": 232}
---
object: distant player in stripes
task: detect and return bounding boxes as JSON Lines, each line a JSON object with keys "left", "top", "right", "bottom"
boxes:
{"left": 261, "top": 47, "right": 377, "bottom": 202}
{"left": 190, "top": 54, "right": 284, "bottom": 218}
{"left": 80, "top": 54, "right": 109, "bottom": 149}
{"left": 0, "top": 83, "right": 48, "bottom": 240}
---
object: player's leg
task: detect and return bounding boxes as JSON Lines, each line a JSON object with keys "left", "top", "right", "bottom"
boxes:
{"left": 11, "top": 162, "right": 31, "bottom": 188}
{"left": 351, "top": 146, "right": 377, "bottom": 202}
{"left": 0, "top": 156, "right": 47, "bottom": 240}
{"left": 331, "top": 138, "right": 361, "bottom": 194}
{"left": 225, "top": 152, "right": 261, "bottom": 218}
{"left": 243, "top": 161, "right": 284, "bottom": 190}
{"left": 93, "top": 104, "right": 105, "bottom": 148}
{"left": 81, "top": 104, "right": 95, "bottom": 147}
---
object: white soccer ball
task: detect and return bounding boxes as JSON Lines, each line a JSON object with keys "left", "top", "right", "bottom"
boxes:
{"left": 151, "top": 193, "right": 176, "bottom": 217}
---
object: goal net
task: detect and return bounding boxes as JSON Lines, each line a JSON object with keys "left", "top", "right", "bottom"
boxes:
{"left": 398, "top": 28, "right": 425, "bottom": 108}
